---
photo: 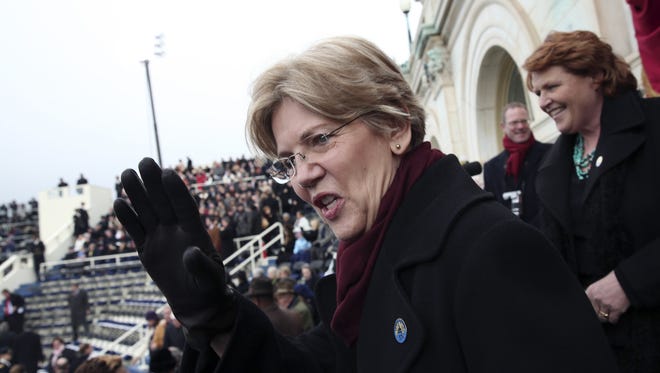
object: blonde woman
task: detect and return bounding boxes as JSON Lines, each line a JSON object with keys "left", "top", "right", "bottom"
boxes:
{"left": 115, "top": 36, "right": 618, "bottom": 372}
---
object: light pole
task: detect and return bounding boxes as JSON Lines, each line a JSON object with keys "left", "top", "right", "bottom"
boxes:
{"left": 141, "top": 34, "right": 165, "bottom": 166}
{"left": 141, "top": 59, "right": 162, "bottom": 166}
{"left": 400, "top": 0, "right": 413, "bottom": 53}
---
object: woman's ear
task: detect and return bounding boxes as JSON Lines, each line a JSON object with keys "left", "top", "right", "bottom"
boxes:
{"left": 591, "top": 71, "right": 605, "bottom": 90}
{"left": 390, "top": 119, "right": 412, "bottom": 154}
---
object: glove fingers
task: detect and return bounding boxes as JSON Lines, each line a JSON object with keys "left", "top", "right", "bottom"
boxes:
{"left": 183, "top": 246, "right": 226, "bottom": 286}
{"left": 138, "top": 158, "right": 177, "bottom": 225}
{"left": 120, "top": 168, "right": 158, "bottom": 234}
{"left": 162, "top": 169, "right": 205, "bottom": 235}
{"left": 113, "top": 199, "right": 146, "bottom": 248}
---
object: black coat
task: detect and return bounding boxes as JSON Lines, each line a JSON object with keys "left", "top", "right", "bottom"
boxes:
{"left": 2, "top": 293, "right": 25, "bottom": 333}
{"left": 180, "top": 155, "right": 617, "bottom": 372}
{"left": 47, "top": 348, "right": 77, "bottom": 373}
{"left": 483, "top": 140, "right": 551, "bottom": 225}
{"left": 67, "top": 289, "right": 89, "bottom": 321}
{"left": 12, "top": 331, "right": 43, "bottom": 373}
{"left": 536, "top": 91, "right": 660, "bottom": 372}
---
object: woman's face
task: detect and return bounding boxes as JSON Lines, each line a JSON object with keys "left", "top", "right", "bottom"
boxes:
{"left": 530, "top": 65, "right": 603, "bottom": 135}
{"left": 271, "top": 98, "right": 402, "bottom": 242}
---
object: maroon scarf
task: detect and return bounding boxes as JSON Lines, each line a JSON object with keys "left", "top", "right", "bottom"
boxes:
{"left": 330, "top": 142, "right": 444, "bottom": 346}
{"left": 503, "top": 133, "right": 535, "bottom": 181}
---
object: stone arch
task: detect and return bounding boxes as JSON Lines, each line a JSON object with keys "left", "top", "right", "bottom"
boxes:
{"left": 459, "top": 0, "right": 540, "bottom": 161}
{"left": 424, "top": 106, "right": 452, "bottom": 152}
{"left": 474, "top": 47, "right": 528, "bottom": 159}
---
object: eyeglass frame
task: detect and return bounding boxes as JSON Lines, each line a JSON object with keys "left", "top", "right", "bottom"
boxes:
{"left": 266, "top": 114, "right": 362, "bottom": 184}
{"left": 504, "top": 118, "right": 529, "bottom": 126}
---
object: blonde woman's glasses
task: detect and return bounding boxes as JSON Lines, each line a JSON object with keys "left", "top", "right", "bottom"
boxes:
{"left": 267, "top": 115, "right": 361, "bottom": 184}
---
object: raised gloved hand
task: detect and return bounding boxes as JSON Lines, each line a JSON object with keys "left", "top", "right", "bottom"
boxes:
{"left": 114, "top": 157, "right": 236, "bottom": 349}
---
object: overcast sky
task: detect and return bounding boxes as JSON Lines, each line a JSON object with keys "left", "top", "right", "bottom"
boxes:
{"left": 0, "top": 0, "right": 421, "bottom": 204}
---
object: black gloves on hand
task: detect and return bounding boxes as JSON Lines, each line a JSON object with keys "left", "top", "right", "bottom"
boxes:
{"left": 114, "top": 157, "right": 236, "bottom": 349}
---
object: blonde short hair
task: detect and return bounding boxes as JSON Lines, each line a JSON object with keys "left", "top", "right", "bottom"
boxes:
{"left": 246, "top": 36, "right": 425, "bottom": 158}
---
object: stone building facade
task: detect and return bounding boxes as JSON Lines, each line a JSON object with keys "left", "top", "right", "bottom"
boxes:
{"left": 404, "top": 0, "right": 642, "bottom": 174}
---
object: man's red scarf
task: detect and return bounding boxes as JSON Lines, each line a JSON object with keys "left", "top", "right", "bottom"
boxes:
{"left": 503, "top": 133, "right": 535, "bottom": 181}
{"left": 330, "top": 142, "right": 444, "bottom": 346}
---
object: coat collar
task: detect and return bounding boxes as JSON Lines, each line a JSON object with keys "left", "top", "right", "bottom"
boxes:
{"left": 536, "top": 91, "right": 646, "bottom": 228}
{"left": 356, "top": 154, "right": 492, "bottom": 372}
{"left": 386, "top": 154, "right": 493, "bottom": 267}
{"left": 582, "top": 92, "right": 646, "bottom": 201}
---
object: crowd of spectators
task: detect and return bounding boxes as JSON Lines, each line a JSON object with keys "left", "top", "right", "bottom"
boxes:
{"left": 0, "top": 199, "right": 39, "bottom": 266}
{"left": 62, "top": 210, "right": 136, "bottom": 269}
{"left": 152, "top": 156, "right": 330, "bottom": 265}
{"left": 56, "top": 156, "right": 334, "bottom": 295}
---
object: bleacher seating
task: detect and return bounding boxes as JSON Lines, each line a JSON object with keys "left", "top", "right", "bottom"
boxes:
{"left": 24, "top": 257, "right": 166, "bottom": 360}
{"left": 0, "top": 199, "right": 39, "bottom": 264}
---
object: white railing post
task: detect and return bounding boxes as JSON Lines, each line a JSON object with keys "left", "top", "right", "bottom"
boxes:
{"left": 224, "top": 222, "right": 284, "bottom": 277}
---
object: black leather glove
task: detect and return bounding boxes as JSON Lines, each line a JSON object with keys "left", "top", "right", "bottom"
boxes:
{"left": 113, "top": 157, "right": 236, "bottom": 349}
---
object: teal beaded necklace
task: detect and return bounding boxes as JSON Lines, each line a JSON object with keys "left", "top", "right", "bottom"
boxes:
{"left": 573, "top": 134, "right": 595, "bottom": 180}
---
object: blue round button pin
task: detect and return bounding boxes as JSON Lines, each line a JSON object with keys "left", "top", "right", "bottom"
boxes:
{"left": 394, "top": 317, "right": 407, "bottom": 343}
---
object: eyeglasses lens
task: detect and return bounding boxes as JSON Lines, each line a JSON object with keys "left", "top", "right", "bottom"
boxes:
{"left": 269, "top": 159, "right": 293, "bottom": 184}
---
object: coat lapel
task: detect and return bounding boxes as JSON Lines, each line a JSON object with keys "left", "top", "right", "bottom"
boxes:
{"left": 582, "top": 92, "right": 646, "bottom": 204}
{"left": 391, "top": 155, "right": 493, "bottom": 267}
{"left": 357, "top": 155, "right": 492, "bottom": 372}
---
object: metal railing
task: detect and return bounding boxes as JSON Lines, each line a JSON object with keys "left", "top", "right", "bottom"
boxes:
{"left": 224, "top": 222, "right": 284, "bottom": 276}
{"left": 43, "top": 221, "right": 74, "bottom": 262}
{"left": 39, "top": 252, "right": 142, "bottom": 281}
{"left": 0, "top": 252, "right": 33, "bottom": 286}
{"left": 97, "top": 303, "right": 167, "bottom": 358}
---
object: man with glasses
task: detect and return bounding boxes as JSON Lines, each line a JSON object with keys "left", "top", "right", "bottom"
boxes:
{"left": 483, "top": 102, "right": 550, "bottom": 225}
